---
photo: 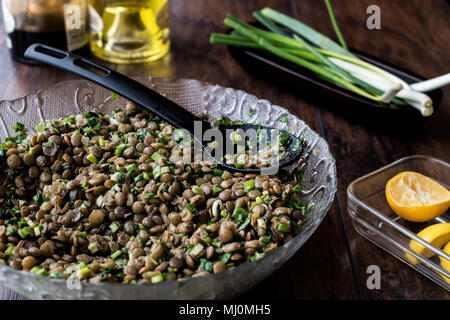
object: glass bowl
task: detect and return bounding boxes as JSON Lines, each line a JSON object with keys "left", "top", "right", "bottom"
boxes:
{"left": 0, "top": 78, "right": 337, "bottom": 299}
{"left": 347, "top": 155, "right": 450, "bottom": 291}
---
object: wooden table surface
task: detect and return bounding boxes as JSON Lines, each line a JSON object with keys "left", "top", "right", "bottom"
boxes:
{"left": 1, "top": 0, "right": 449, "bottom": 300}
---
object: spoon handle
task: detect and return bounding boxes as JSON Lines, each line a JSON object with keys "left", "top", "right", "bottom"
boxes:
{"left": 24, "top": 43, "right": 202, "bottom": 134}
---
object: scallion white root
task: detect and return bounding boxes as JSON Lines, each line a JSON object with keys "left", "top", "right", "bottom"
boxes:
{"left": 329, "top": 57, "right": 434, "bottom": 115}
{"left": 410, "top": 73, "right": 450, "bottom": 92}
{"left": 378, "top": 83, "right": 403, "bottom": 103}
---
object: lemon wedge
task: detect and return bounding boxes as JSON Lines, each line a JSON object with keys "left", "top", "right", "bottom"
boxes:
{"left": 405, "top": 223, "right": 450, "bottom": 264}
{"left": 386, "top": 171, "right": 450, "bottom": 222}
{"left": 438, "top": 241, "right": 450, "bottom": 284}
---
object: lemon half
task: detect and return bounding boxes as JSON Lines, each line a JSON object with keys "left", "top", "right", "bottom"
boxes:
{"left": 439, "top": 241, "right": 450, "bottom": 284}
{"left": 405, "top": 223, "right": 450, "bottom": 264}
{"left": 386, "top": 171, "right": 450, "bottom": 222}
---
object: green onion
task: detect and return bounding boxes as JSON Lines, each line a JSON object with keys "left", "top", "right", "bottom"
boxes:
{"left": 262, "top": 234, "right": 272, "bottom": 245}
{"left": 232, "top": 206, "right": 249, "bottom": 224}
{"left": 49, "top": 271, "right": 64, "bottom": 278}
{"left": 253, "top": 10, "right": 286, "bottom": 35}
{"left": 292, "top": 34, "right": 385, "bottom": 101}
{"left": 42, "top": 141, "right": 53, "bottom": 148}
{"left": 232, "top": 206, "right": 246, "bottom": 218}
{"left": 117, "top": 171, "right": 125, "bottom": 184}
{"left": 189, "top": 243, "right": 204, "bottom": 257}
{"left": 220, "top": 252, "right": 232, "bottom": 264}
{"left": 77, "top": 231, "right": 87, "bottom": 238}
{"left": 33, "top": 225, "right": 42, "bottom": 236}
{"left": 243, "top": 179, "right": 255, "bottom": 193}
{"left": 151, "top": 151, "right": 163, "bottom": 162}
{"left": 235, "top": 163, "right": 245, "bottom": 169}
{"left": 279, "top": 115, "right": 287, "bottom": 123}
{"left": 151, "top": 273, "right": 164, "bottom": 283}
{"left": 185, "top": 203, "right": 197, "bottom": 213}
{"left": 6, "top": 226, "right": 15, "bottom": 236}
{"left": 151, "top": 165, "right": 161, "bottom": 180}
{"left": 143, "top": 193, "right": 156, "bottom": 199}
{"left": 4, "top": 245, "right": 15, "bottom": 256}
{"left": 111, "top": 92, "right": 119, "bottom": 100}
{"left": 126, "top": 163, "right": 136, "bottom": 174}
{"left": 110, "top": 250, "right": 122, "bottom": 260}
{"left": 30, "top": 267, "right": 50, "bottom": 277}
{"left": 203, "top": 236, "right": 213, "bottom": 244}
{"left": 18, "top": 227, "right": 30, "bottom": 239}
{"left": 134, "top": 174, "right": 143, "bottom": 183}
{"left": 212, "top": 185, "right": 222, "bottom": 195}
{"left": 152, "top": 165, "right": 166, "bottom": 180}
{"left": 86, "top": 153, "right": 97, "bottom": 163}
{"left": 88, "top": 242, "right": 99, "bottom": 254}
{"left": 99, "top": 137, "right": 108, "bottom": 147}
{"left": 18, "top": 218, "right": 27, "bottom": 228}
{"left": 213, "top": 169, "right": 223, "bottom": 176}
{"left": 200, "top": 258, "right": 213, "bottom": 273}
{"left": 259, "top": 8, "right": 353, "bottom": 57}
{"left": 249, "top": 252, "right": 265, "bottom": 262}
{"left": 324, "top": 0, "right": 348, "bottom": 50}
{"left": 238, "top": 217, "right": 251, "bottom": 231}
{"left": 211, "top": 9, "right": 437, "bottom": 116}
{"left": 277, "top": 223, "right": 290, "bottom": 232}
{"left": 251, "top": 196, "right": 263, "bottom": 206}
{"left": 115, "top": 144, "right": 126, "bottom": 156}
{"left": 192, "top": 185, "right": 204, "bottom": 196}
{"left": 109, "top": 222, "right": 119, "bottom": 233}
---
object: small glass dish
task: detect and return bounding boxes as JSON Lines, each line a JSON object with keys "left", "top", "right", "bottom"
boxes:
{"left": 347, "top": 155, "right": 450, "bottom": 291}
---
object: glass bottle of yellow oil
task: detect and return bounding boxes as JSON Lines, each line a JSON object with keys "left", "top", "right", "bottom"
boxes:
{"left": 88, "top": 0, "right": 170, "bottom": 63}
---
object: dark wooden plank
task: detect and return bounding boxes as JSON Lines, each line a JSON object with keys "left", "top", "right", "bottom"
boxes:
{"left": 291, "top": 0, "right": 450, "bottom": 299}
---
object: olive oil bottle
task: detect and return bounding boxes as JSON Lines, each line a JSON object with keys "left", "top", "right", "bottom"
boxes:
{"left": 88, "top": 0, "right": 170, "bottom": 63}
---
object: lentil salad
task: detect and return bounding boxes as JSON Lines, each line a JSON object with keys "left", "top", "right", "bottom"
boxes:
{"left": 0, "top": 102, "right": 308, "bottom": 284}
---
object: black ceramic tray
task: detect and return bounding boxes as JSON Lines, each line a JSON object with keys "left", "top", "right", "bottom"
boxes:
{"left": 228, "top": 35, "right": 442, "bottom": 124}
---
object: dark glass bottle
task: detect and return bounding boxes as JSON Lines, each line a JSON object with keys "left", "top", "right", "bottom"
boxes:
{"left": 2, "top": 0, "right": 89, "bottom": 64}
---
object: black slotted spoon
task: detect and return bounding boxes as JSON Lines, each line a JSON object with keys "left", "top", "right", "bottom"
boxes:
{"left": 24, "top": 43, "right": 303, "bottom": 174}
